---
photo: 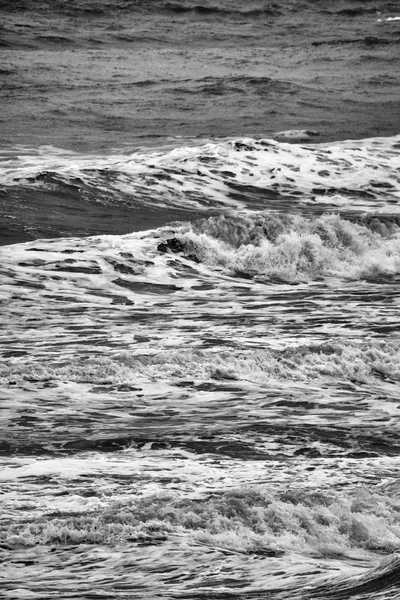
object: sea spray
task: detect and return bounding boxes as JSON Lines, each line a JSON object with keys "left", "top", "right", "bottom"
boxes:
{"left": 2, "top": 484, "right": 400, "bottom": 558}
{"left": 1, "top": 340, "right": 400, "bottom": 386}
{"left": 163, "top": 213, "right": 400, "bottom": 282}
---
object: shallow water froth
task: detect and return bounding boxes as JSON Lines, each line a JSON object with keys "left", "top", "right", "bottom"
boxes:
{"left": 1, "top": 140, "right": 400, "bottom": 596}
{"left": 0, "top": 240, "right": 400, "bottom": 596}
{"left": 0, "top": 213, "right": 399, "bottom": 364}
{"left": 1, "top": 0, "right": 400, "bottom": 592}
{"left": 0, "top": 542, "right": 365, "bottom": 599}
{"left": 2, "top": 450, "right": 400, "bottom": 598}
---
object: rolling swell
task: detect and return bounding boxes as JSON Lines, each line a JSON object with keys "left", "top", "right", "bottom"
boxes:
{"left": 172, "top": 76, "right": 298, "bottom": 98}
{"left": 0, "top": 0, "right": 280, "bottom": 16}
{"left": 2, "top": 0, "right": 400, "bottom": 151}
{"left": 2, "top": 135, "right": 399, "bottom": 224}
{"left": 311, "top": 555, "right": 400, "bottom": 599}
{"left": 163, "top": 2, "right": 280, "bottom": 17}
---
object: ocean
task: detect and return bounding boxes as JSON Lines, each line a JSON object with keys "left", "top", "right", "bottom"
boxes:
{"left": 1, "top": 1, "right": 400, "bottom": 598}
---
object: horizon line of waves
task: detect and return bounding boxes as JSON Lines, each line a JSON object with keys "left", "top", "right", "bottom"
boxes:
{"left": 170, "top": 75, "right": 297, "bottom": 96}
{"left": 0, "top": 0, "right": 282, "bottom": 17}
{"left": 1, "top": 338, "right": 399, "bottom": 387}
{"left": 164, "top": 212, "right": 400, "bottom": 283}
{"left": 163, "top": 2, "right": 281, "bottom": 17}
{"left": 2, "top": 482, "right": 400, "bottom": 560}
{"left": 1, "top": 134, "right": 399, "bottom": 213}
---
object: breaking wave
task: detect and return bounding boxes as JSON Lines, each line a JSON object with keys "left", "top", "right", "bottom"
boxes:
{"left": 165, "top": 212, "right": 400, "bottom": 282}
{"left": 2, "top": 339, "right": 399, "bottom": 386}
{"left": 2, "top": 135, "right": 399, "bottom": 214}
{"left": 2, "top": 483, "right": 400, "bottom": 557}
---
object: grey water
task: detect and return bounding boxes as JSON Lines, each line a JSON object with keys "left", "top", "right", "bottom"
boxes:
{"left": 1, "top": 1, "right": 400, "bottom": 599}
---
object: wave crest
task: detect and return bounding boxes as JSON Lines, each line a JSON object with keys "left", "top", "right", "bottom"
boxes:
{"left": 2, "top": 134, "right": 399, "bottom": 215}
{"left": 3, "top": 484, "right": 400, "bottom": 557}
{"left": 167, "top": 213, "right": 400, "bottom": 282}
{"left": 2, "top": 339, "right": 399, "bottom": 386}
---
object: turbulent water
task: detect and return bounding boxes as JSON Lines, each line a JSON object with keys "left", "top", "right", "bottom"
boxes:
{"left": 1, "top": 1, "right": 400, "bottom": 599}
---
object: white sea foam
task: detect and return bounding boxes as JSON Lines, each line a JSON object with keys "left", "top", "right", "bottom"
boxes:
{"left": 1, "top": 134, "right": 399, "bottom": 213}
{"left": 1, "top": 340, "right": 400, "bottom": 387}
{"left": 173, "top": 213, "right": 400, "bottom": 282}
{"left": 2, "top": 462, "right": 400, "bottom": 557}
{"left": 0, "top": 212, "right": 398, "bottom": 375}
{"left": 1, "top": 135, "right": 400, "bottom": 599}
{"left": 378, "top": 15, "right": 400, "bottom": 22}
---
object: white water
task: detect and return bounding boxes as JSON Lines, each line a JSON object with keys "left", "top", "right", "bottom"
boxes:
{"left": 1, "top": 135, "right": 400, "bottom": 599}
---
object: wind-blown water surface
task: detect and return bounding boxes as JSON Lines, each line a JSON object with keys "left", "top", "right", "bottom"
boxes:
{"left": 1, "top": 1, "right": 400, "bottom": 599}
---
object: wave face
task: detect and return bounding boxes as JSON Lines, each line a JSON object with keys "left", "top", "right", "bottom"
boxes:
{"left": 169, "top": 212, "right": 400, "bottom": 282}
{"left": 1, "top": 135, "right": 400, "bottom": 244}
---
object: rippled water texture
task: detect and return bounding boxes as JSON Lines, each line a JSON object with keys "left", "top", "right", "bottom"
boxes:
{"left": 1, "top": 138, "right": 400, "bottom": 598}
{"left": 1, "top": 1, "right": 400, "bottom": 599}
{"left": 1, "top": 0, "right": 400, "bottom": 150}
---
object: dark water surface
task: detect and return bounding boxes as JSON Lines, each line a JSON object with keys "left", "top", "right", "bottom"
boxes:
{"left": 1, "top": 0, "right": 400, "bottom": 152}
{"left": 1, "top": 2, "right": 400, "bottom": 599}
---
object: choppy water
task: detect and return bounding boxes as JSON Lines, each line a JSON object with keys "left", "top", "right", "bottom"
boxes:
{"left": 1, "top": 0, "right": 400, "bottom": 153}
{"left": 1, "top": 2, "right": 400, "bottom": 599}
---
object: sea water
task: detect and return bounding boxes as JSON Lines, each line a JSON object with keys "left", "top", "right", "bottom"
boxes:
{"left": 1, "top": 1, "right": 400, "bottom": 598}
